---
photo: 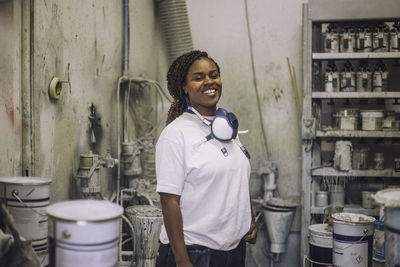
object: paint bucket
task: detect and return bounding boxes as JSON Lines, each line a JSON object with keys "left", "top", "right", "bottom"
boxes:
{"left": 373, "top": 220, "right": 385, "bottom": 262}
{"left": 308, "top": 224, "right": 333, "bottom": 267}
{"left": 329, "top": 184, "right": 345, "bottom": 206}
{"left": 125, "top": 205, "right": 163, "bottom": 267}
{"left": 0, "top": 177, "right": 51, "bottom": 267}
{"left": 46, "top": 200, "right": 123, "bottom": 267}
{"left": 360, "top": 110, "right": 384, "bottom": 131}
{"left": 374, "top": 188, "right": 400, "bottom": 266}
{"left": 315, "top": 191, "right": 329, "bottom": 207}
{"left": 332, "top": 213, "right": 375, "bottom": 267}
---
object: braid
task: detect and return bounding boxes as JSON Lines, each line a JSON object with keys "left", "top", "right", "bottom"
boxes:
{"left": 166, "top": 50, "right": 220, "bottom": 125}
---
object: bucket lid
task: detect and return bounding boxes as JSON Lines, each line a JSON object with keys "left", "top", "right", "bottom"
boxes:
{"left": 0, "top": 177, "right": 52, "bottom": 185}
{"left": 374, "top": 188, "right": 400, "bottom": 208}
{"left": 308, "top": 223, "right": 333, "bottom": 237}
{"left": 47, "top": 200, "right": 123, "bottom": 222}
{"left": 331, "top": 212, "right": 376, "bottom": 224}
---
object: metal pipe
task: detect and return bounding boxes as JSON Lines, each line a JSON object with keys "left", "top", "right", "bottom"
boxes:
{"left": 123, "top": 0, "right": 129, "bottom": 76}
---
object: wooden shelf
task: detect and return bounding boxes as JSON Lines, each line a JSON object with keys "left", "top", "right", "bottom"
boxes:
{"left": 312, "top": 52, "right": 400, "bottom": 60}
{"left": 311, "top": 205, "right": 379, "bottom": 216}
{"left": 312, "top": 92, "right": 400, "bottom": 99}
{"left": 316, "top": 130, "right": 400, "bottom": 138}
{"left": 311, "top": 167, "right": 400, "bottom": 177}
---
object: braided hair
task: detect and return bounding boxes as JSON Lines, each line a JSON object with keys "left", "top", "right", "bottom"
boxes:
{"left": 166, "top": 50, "right": 221, "bottom": 125}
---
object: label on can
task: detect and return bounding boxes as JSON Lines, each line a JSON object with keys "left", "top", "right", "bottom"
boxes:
{"left": 333, "top": 237, "right": 372, "bottom": 266}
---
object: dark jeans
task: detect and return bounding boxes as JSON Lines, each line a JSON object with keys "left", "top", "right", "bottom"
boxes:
{"left": 157, "top": 239, "right": 246, "bottom": 267}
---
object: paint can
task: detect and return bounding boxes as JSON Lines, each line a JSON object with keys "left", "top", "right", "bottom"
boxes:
{"left": 333, "top": 109, "right": 359, "bottom": 131}
{"left": 315, "top": 191, "right": 329, "bottom": 207}
{"left": 373, "top": 220, "right": 385, "bottom": 262}
{"left": 125, "top": 205, "right": 163, "bottom": 266}
{"left": 332, "top": 213, "right": 375, "bottom": 267}
{"left": 0, "top": 177, "right": 51, "bottom": 267}
{"left": 361, "top": 191, "right": 375, "bottom": 209}
{"left": 360, "top": 110, "right": 384, "bottom": 131}
{"left": 329, "top": 184, "right": 345, "bottom": 206}
{"left": 333, "top": 140, "right": 352, "bottom": 171}
{"left": 374, "top": 188, "right": 400, "bottom": 266}
{"left": 308, "top": 224, "right": 333, "bottom": 267}
{"left": 46, "top": 200, "right": 123, "bottom": 267}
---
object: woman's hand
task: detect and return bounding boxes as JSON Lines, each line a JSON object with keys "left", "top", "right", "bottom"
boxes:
{"left": 244, "top": 221, "right": 257, "bottom": 244}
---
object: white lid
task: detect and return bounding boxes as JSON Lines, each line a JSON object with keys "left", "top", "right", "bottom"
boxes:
{"left": 374, "top": 188, "right": 400, "bottom": 208}
{"left": 47, "top": 200, "right": 123, "bottom": 222}
{"left": 309, "top": 223, "right": 333, "bottom": 236}
{"left": 0, "top": 177, "right": 51, "bottom": 185}
{"left": 360, "top": 110, "right": 384, "bottom": 118}
{"left": 332, "top": 212, "right": 376, "bottom": 224}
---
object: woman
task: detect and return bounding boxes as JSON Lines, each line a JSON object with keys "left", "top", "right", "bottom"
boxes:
{"left": 156, "top": 50, "right": 256, "bottom": 267}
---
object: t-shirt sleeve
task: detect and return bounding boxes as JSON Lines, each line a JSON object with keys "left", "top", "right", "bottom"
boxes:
{"left": 156, "top": 137, "right": 185, "bottom": 195}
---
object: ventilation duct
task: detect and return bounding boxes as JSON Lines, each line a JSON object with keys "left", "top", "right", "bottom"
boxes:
{"left": 156, "top": 0, "right": 194, "bottom": 64}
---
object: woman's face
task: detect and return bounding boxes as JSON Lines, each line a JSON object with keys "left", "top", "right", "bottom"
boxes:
{"left": 184, "top": 58, "right": 222, "bottom": 116}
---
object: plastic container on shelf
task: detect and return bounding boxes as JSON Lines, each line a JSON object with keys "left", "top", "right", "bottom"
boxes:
{"left": 340, "top": 61, "right": 356, "bottom": 92}
{"left": 340, "top": 25, "right": 356, "bottom": 53}
{"left": 356, "top": 25, "right": 373, "bottom": 52}
{"left": 356, "top": 63, "right": 372, "bottom": 92}
{"left": 323, "top": 24, "right": 339, "bottom": 53}
{"left": 361, "top": 110, "right": 384, "bottom": 131}
{"left": 324, "top": 61, "right": 340, "bottom": 92}
{"left": 382, "top": 110, "right": 397, "bottom": 131}
{"left": 389, "top": 22, "right": 400, "bottom": 52}
{"left": 372, "top": 24, "right": 389, "bottom": 52}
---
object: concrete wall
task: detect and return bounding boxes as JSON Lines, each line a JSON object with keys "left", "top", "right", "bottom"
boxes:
{"left": 0, "top": 0, "right": 306, "bottom": 265}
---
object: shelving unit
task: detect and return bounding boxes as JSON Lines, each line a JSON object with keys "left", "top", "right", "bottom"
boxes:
{"left": 301, "top": 0, "right": 400, "bottom": 262}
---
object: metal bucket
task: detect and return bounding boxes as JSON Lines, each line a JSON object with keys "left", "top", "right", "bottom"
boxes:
{"left": 332, "top": 213, "right": 375, "bottom": 267}
{"left": 361, "top": 110, "right": 384, "bottom": 131}
{"left": 0, "top": 176, "right": 51, "bottom": 267}
{"left": 46, "top": 200, "right": 123, "bottom": 267}
{"left": 125, "top": 205, "right": 163, "bottom": 267}
{"left": 374, "top": 188, "right": 400, "bottom": 266}
{"left": 308, "top": 224, "right": 333, "bottom": 267}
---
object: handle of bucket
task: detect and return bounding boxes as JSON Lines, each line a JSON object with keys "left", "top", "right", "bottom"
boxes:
{"left": 336, "top": 228, "right": 369, "bottom": 250}
{"left": 303, "top": 255, "right": 333, "bottom": 266}
{"left": 11, "top": 190, "right": 47, "bottom": 217}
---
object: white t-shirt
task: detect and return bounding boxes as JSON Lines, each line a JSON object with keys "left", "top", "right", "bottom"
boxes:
{"left": 156, "top": 112, "right": 251, "bottom": 251}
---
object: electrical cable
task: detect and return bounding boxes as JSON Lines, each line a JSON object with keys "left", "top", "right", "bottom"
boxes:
{"left": 243, "top": 0, "right": 270, "bottom": 160}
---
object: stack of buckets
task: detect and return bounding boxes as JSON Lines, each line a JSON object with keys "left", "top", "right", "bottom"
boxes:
{"left": 308, "top": 187, "right": 400, "bottom": 267}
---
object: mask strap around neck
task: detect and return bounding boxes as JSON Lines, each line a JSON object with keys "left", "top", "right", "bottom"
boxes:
{"left": 184, "top": 94, "right": 211, "bottom": 126}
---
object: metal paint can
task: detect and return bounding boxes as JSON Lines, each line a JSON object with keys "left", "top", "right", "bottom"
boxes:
{"left": 362, "top": 191, "right": 375, "bottom": 209}
{"left": 333, "top": 109, "right": 359, "bottom": 131}
{"left": 0, "top": 177, "right": 52, "bottom": 267}
{"left": 308, "top": 224, "right": 333, "bottom": 267}
{"left": 47, "top": 200, "right": 123, "bottom": 267}
{"left": 374, "top": 188, "right": 400, "bottom": 266}
{"left": 329, "top": 184, "right": 345, "bottom": 206}
{"left": 315, "top": 191, "right": 329, "bottom": 207}
{"left": 361, "top": 110, "right": 384, "bottom": 131}
{"left": 332, "top": 213, "right": 375, "bottom": 267}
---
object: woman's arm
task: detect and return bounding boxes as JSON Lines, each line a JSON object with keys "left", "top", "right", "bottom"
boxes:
{"left": 159, "top": 192, "right": 193, "bottom": 267}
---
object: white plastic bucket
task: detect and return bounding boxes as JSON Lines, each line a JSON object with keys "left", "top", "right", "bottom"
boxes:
{"left": 308, "top": 224, "right": 333, "bottom": 267}
{"left": 332, "top": 213, "right": 375, "bottom": 267}
{"left": 0, "top": 177, "right": 51, "bottom": 266}
{"left": 374, "top": 188, "right": 400, "bottom": 266}
{"left": 47, "top": 200, "right": 123, "bottom": 267}
{"left": 360, "top": 110, "right": 384, "bottom": 131}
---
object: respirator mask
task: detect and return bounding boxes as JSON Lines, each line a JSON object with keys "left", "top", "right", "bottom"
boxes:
{"left": 185, "top": 95, "right": 250, "bottom": 159}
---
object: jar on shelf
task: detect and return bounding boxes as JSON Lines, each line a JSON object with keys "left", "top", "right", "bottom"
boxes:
{"left": 340, "top": 25, "right": 356, "bottom": 53}
{"left": 372, "top": 24, "right": 389, "bottom": 52}
{"left": 356, "top": 25, "right": 372, "bottom": 52}
{"left": 394, "top": 158, "right": 400, "bottom": 172}
{"left": 333, "top": 109, "right": 359, "bottom": 130}
{"left": 356, "top": 62, "right": 372, "bottom": 92}
{"left": 324, "top": 24, "right": 339, "bottom": 53}
{"left": 373, "top": 152, "right": 385, "bottom": 170}
{"left": 333, "top": 140, "right": 352, "bottom": 171}
{"left": 389, "top": 22, "right": 400, "bottom": 52}
{"left": 383, "top": 110, "right": 397, "bottom": 131}
{"left": 372, "top": 61, "right": 388, "bottom": 92}
{"left": 360, "top": 110, "right": 384, "bottom": 131}
{"left": 340, "top": 61, "right": 356, "bottom": 92}
{"left": 352, "top": 147, "right": 369, "bottom": 170}
{"left": 324, "top": 61, "right": 339, "bottom": 92}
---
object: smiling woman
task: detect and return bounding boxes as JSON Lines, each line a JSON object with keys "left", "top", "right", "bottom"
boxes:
{"left": 156, "top": 50, "right": 256, "bottom": 267}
